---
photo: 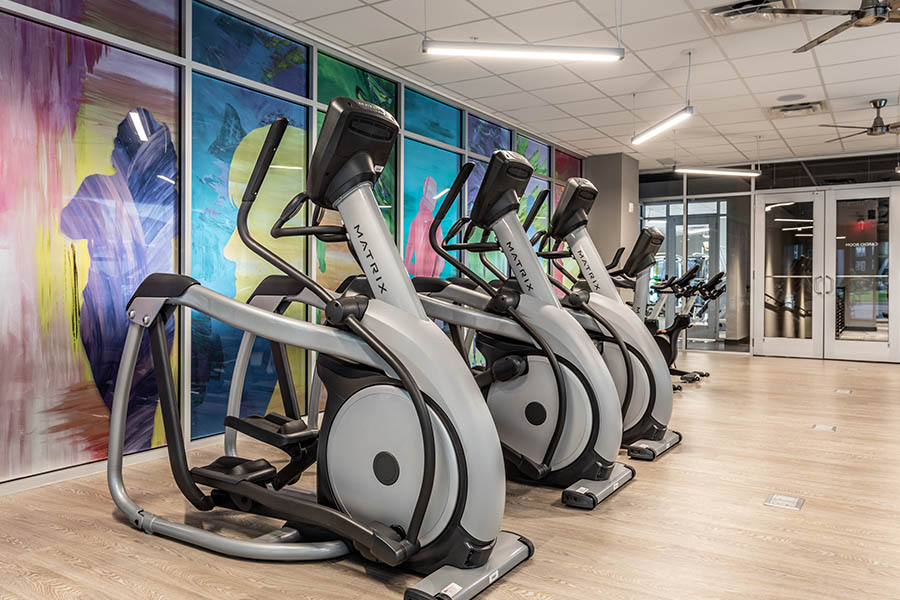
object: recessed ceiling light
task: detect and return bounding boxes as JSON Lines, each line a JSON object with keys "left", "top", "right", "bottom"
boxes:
{"left": 777, "top": 94, "right": 806, "bottom": 102}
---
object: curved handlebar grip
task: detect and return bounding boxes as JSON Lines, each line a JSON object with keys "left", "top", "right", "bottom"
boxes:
{"left": 605, "top": 247, "right": 625, "bottom": 271}
{"left": 675, "top": 264, "right": 700, "bottom": 286}
{"left": 705, "top": 271, "right": 725, "bottom": 288}
{"left": 435, "top": 162, "right": 474, "bottom": 225}
{"left": 522, "top": 188, "right": 549, "bottom": 232}
{"left": 242, "top": 117, "right": 289, "bottom": 204}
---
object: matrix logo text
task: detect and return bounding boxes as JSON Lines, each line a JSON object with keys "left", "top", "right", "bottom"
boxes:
{"left": 354, "top": 224, "right": 387, "bottom": 294}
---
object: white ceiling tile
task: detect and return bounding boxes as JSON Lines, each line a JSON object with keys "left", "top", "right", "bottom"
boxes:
{"left": 497, "top": 3, "right": 603, "bottom": 43}
{"left": 744, "top": 69, "right": 822, "bottom": 95}
{"left": 501, "top": 65, "right": 582, "bottom": 90}
{"left": 717, "top": 22, "right": 809, "bottom": 59}
{"left": 580, "top": 110, "right": 634, "bottom": 127}
{"left": 826, "top": 77, "right": 900, "bottom": 100}
{"left": 406, "top": 58, "right": 492, "bottom": 83}
{"left": 754, "top": 85, "right": 826, "bottom": 108}
{"left": 582, "top": 0, "right": 691, "bottom": 26}
{"left": 358, "top": 34, "right": 427, "bottom": 66}
{"left": 730, "top": 50, "right": 816, "bottom": 79}
{"left": 530, "top": 116, "right": 587, "bottom": 133}
{"left": 820, "top": 56, "right": 900, "bottom": 85}
{"left": 591, "top": 73, "right": 669, "bottom": 97}
{"left": 256, "top": 0, "right": 362, "bottom": 19}
{"left": 829, "top": 94, "right": 899, "bottom": 112}
{"left": 635, "top": 38, "right": 725, "bottom": 71}
{"left": 375, "top": 0, "right": 486, "bottom": 30}
{"left": 567, "top": 52, "right": 648, "bottom": 81}
{"left": 716, "top": 120, "right": 777, "bottom": 135}
{"left": 658, "top": 61, "right": 738, "bottom": 88}
{"left": 615, "top": 89, "right": 684, "bottom": 108}
{"left": 560, "top": 129, "right": 612, "bottom": 142}
{"left": 477, "top": 91, "right": 546, "bottom": 111}
{"left": 620, "top": 13, "right": 708, "bottom": 50}
{"left": 307, "top": 6, "right": 414, "bottom": 45}
{"left": 538, "top": 29, "right": 620, "bottom": 47}
{"left": 429, "top": 18, "right": 525, "bottom": 43}
{"left": 598, "top": 122, "right": 642, "bottom": 137}
{"left": 772, "top": 113, "right": 837, "bottom": 131}
{"left": 533, "top": 83, "right": 604, "bottom": 104}
{"left": 690, "top": 79, "right": 750, "bottom": 101}
{"left": 503, "top": 104, "right": 569, "bottom": 122}
{"left": 693, "top": 96, "right": 760, "bottom": 116}
{"left": 556, "top": 97, "right": 624, "bottom": 117}
{"left": 445, "top": 75, "right": 520, "bottom": 98}
{"left": 813, "top": 32, "right": 900, "bottom": 66}
{"left": 471, "top": 0, "right": 549, "bottom": 16}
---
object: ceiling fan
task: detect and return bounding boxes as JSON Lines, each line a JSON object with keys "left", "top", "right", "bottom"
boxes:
{"left": 821, "top": 98, "right": 900, "bottom": 142}
{"left": 725, "top": 0, "right": 900, "bottom": 52}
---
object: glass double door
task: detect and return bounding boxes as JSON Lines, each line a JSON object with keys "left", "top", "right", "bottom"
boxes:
{"left": 753, "top": 187, "right": 899, "bottom": 361}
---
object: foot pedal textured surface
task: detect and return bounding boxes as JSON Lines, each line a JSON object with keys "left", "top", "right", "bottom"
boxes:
{"left": 403, "top": 532, "right": 532, "bottom": 600}
{"left": 562, "top": 462, "right": 635, "bottom": 509}
{"left": 626, "top": 429, "right": 683, "bottom": 461}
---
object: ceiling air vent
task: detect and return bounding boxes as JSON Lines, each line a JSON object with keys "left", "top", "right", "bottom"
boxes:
{"left": 700, "top": 0, "right": 799, "bottom": 34}
{"left": 765, "top": 101, "right": 828, "bottom": 119}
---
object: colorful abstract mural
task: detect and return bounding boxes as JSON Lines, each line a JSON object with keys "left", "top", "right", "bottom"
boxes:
{"left": 552, "top": 183, "right": 579, "bottom": 293}
{"left": 0, "top": 13, "right": 179, "bottom": 482}
{"left": 403, "top": 139, "right": 461, "bottom": 280}
{"left": 316, "top": 53, "right": 398, "bottom": 289}
{"left": 468, "top": 115, "right": 510, "bottom": 158}
{"left": 404, "top": 89, "right": 461, "bottom": 147}
{"left": 192, "top": 1, "right": 309, "bottom": 97}
{"left": 14, "top": 0, "right": 180, "bottom": 54}
{"left": 191, "top": 73, "right": 308, "bottom": 439}
{"left": 555, "top": 149, "right": 582, "bottom": 182}
{"left": 516, "top": 134, "right": 550, "bottom": 178}
{"left": 519, "top": 177, "right": 551, "bottom": 269}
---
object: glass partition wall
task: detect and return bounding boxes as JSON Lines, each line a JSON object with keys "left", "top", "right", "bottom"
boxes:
{"left": 640, "top": 194, "right": 751, "bottom": 352}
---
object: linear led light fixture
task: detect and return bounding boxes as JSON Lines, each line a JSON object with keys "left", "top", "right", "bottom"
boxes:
{"left": 795, "top": 233, "right": 813, "bottom": 237}
{"left": 766, "top": 201, "right": 795, "bottom": 212}
{"left": 774, "top": 218, "right": 813, "bottom": 222}
{"left": 632, "top": 106, "right": 693, "bottom": 145}
{"left": 674, "top": 166, "right": 761, "bottom": 177}
{"left": 782, "top": 225, "right": 813, "bottom": 231}
{"left": 422, "top": 40, "right": 624, "bottom": 62}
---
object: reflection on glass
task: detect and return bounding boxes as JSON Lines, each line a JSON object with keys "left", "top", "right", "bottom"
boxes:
{"left": 834, "top": 198, "right": 889, "bottom": 342}
{"left": 763, "top": 201, "right": 814, "bottom": 339}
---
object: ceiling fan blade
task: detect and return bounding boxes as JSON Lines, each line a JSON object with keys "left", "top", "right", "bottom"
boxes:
{"left": 888, "top": 121, "right": 900, "bottom": 132}
{"left": 819, "top": 124, "right": 871, "bottom": 130}
{"left": 794, "top": 18, "right": 857, "bottom": 53}
{"left": 825, "top": 130, "right": 868, "bottom": 143}
{"left": 760, "top": 8, "right": 858, "bottom": 16}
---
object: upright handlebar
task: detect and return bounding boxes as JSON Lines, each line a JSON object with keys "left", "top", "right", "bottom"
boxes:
{"left": 242, "top": 117, "right": 289, "bottom": 204}
{"left": 521, "top": 189, "right": 549, "bottom": 232}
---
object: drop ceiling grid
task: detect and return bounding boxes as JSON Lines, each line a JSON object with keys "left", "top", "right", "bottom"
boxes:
{"left": 244, "top": 0, "right": 900, "bottom": 169}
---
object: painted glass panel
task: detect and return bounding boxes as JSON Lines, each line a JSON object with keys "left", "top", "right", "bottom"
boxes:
{"left": 191, "top": 73, "right": 308, "bottom": 439}
{"left": 192, "top": 1, "right": 309, "bottom": 97}
{"left": 0, "top": 13, "right": 179, "bottom": 481}
{"left": 316, "top": 53, "right": 398, "bottom": 288}
{"left": 13, "top": 0, "right": 180, "bottom": 54}
{"left": 519, "top": 177, "right": 551, "bottom": 269}
{"left": 516, "top": 133, "right": 550, "bottom": 177}
{"left": 467, "top": 115, "right": 510, "bottom": 157}
{"left": 555, "top": 149, "right": 581, "bottom": 182}
{"left": 404, "top": 88, "right": 461, "bottom": 147}
{"left": 402, "top": 138, "right": 461, "bottom": 280}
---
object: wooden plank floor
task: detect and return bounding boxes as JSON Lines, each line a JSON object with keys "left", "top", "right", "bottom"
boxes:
{"left": 2, "top": 352, "right": 899, "bottom": 599}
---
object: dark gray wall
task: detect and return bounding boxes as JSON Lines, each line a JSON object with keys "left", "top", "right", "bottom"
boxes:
{"left": 583, "top": 153, "right": 640, "bottom": 264}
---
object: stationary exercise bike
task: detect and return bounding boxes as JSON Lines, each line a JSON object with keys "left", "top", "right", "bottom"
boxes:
{"left": 108, "top": 98, "right": 531, "bottom": 600}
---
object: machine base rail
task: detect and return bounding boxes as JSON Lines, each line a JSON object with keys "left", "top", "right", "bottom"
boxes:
{"left": 626, "top": 429, "right": 683, "bottom": 461}
{"left": 561, "top": 462, "right": 635, "bottom": 509}
{"left": 404, "top": 532, "right": 533, "bottom": 600}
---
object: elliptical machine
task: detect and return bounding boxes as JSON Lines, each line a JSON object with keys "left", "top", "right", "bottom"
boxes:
{"left": 532, "top": 179, "right": 682, "bottom": 461}
{"left": 108, "top": 98, "right": 532, "bottom": 600}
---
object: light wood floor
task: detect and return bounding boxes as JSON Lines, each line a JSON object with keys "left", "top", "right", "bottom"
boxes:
{"left": 2, "top": 352, "right": 899, "bottom": 599}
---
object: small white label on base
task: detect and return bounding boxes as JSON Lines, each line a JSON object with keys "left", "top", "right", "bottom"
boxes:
{"left": 811, "top": 424, "right": 836, "bottom": 432}
{"left": 613, "top": 481, "right": 620, "bottom": 491}
{"left": 576, "top": 486, "right": 589, "bottom": 494}
{"left": 440, "top": 583, "right": 463, "bottom": 598}
{"left": 489, "top": 570, "right": 499, "bottom": 584}
{"left": 834, "top": 388, "right": 853, "bottom": 394}
{"left": 764, "top": 493, "right": 804, "bottom": 510}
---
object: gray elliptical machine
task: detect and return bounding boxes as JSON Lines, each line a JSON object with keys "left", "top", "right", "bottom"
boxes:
{"left": 537, "top": 178, "right": 683, "bottom": 461}
{"left": 229, "top": 152, "right": 635, "bottom": 510}
{"left": 107, "top": 98, "right": 532, "bottom": 600}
